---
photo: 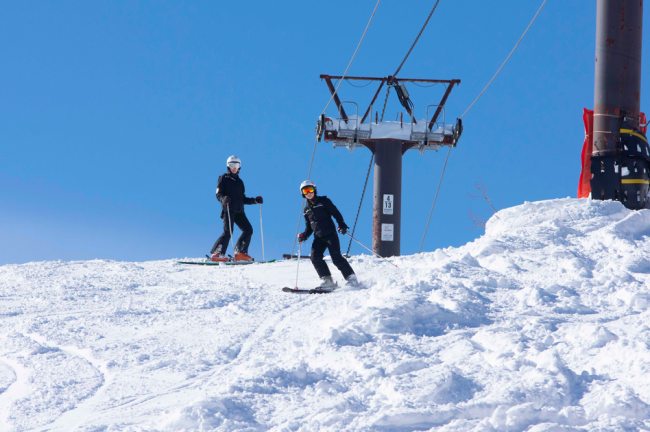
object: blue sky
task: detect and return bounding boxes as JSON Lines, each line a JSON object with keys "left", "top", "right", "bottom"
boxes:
{"left": 1, "top": 1, "right": 648, "bottom": 265}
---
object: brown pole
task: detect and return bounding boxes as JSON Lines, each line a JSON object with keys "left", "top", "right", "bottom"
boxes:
{"left": 373, "top": 140, "right": 402, "bottom": 257}
{"left": 592, "top": 0, "right": 643, "bottom": 156}
{"left": 323, "top": 75, "right": 348, "bottom": 121}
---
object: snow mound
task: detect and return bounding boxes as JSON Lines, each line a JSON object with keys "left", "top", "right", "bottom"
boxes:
{"left": 2, "top": 198, "right": 650, "bottom": 431}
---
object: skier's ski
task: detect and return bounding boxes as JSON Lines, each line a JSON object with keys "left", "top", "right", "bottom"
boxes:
{"left": 224, "top": 259, "right": 276, "bottom": 266}
{"left": 177, "top": 259, "right": 276, "bottom": 266}
{"left": 282, "top": 287, "right": 335, "bottom": 294}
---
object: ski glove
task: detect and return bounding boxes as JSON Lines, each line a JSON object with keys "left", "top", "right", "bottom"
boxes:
{"left": 337, "top": 226, "right": 348, "bottom": 235}
{"left": 298, "top": 233, "right": 307, "bottom": 244}
{"left": 256, "top": 196, "right": 263, "bottom": 204}
{"left": 222, "top": 196, "right": 231, "bottom": 204}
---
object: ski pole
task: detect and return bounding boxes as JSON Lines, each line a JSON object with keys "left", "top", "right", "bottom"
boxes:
{"left": 259, "top": 204, "right": 265, "bottom": 262}
{"left": 294, "top": 241, "right": 302, "bottom": 289}
{"left": 227, "top": 203, "right": 237, "bottom": 263}
{"left": 345, "top": 233, "right": 398, "bottom": 268}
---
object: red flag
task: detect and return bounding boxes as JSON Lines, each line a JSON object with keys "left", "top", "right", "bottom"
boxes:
{"left": 578, "top": 108, "right": 594, "bottom": 198}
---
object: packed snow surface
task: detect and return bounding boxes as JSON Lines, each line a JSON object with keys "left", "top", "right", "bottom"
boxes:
{"left": 3, "top": 198, "right": 650, "bottom": 431}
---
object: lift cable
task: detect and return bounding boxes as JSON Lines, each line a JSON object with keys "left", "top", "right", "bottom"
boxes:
{"left": 310, "top": 0, "right": 381, "bottom": 179}
{"left": 418, "top": 146, "right": 452, "bottom": 253}
{"left": 319, "top": 0, "right": 381, "bottom": 117}
{"left": 412, "top": 82, "right": 441, "bottom": 88}
{"left": 291, "top": 0, "right": 381, "bottom": 258}
{"left": 345, "top": 79, "right": 375, "bottom": 88}
{"left": 345, "top": 154, "right": 374, "bottom": 256}
{"left": 460, "top": 0, "right": 547, "bottom": 119}
{"left": 379, "top": 86, "right": 392, "bottom": 124}
{"left": 418, "top": 0, "right": 548, "bottom": 253}
{"left": 345, "top": 83, "right": 389, "bottom": 255}
{"left": 347, "top": 0, "right": 442, "bottom": 256}
{"left": 393, "top": 0, "right": 440, "bottom": 78}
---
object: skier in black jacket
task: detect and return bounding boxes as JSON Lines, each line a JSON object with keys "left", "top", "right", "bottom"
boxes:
{"left": 210, "top": 155, "right": 263, "bottom": 262}
{"left": 297, "top": 180, "right": 358, "bottom": 288}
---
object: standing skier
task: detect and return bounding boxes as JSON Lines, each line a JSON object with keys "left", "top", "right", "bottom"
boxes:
{"left": 297, "top": 180, "right": 359, "bottom": 288}
{"left": 210, "top": 155, "right": 263, "bottom": 262}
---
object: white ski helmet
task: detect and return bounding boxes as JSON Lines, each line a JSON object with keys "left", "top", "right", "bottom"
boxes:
{"left": 226, "top": 155, "right": 241, "bottom": 170}
{"left": 300, "top": 180, "right": 317, "bottom": 197}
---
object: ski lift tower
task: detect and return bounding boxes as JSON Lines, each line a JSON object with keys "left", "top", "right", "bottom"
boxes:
{"left": 317, "top": 75, "right": 462, "bottom": 257}
{"left": 590, "top": 0, "right": 647, "bottom": 209}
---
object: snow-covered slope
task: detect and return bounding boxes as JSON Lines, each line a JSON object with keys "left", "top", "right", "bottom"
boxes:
{"left": 2, "top": 198, "right": 650, "bottom": 431}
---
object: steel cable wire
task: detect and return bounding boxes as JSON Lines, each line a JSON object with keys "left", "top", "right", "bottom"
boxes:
{"left": 345, "top": 154, "right": 374, "bottom": 256}
{"left": 460, "top": 0, "right": 547, "bottom": 119}
{"left": 393, "top": 0, "right": 440, "bottom": 78}
{"left": 345, "top": 79, "right": 375, "bottom": 88}
{"left": 347, "top": 1, "right": 442, "bottom": 256}
{"left": 291, "top": 0, "right": 381, "bottom": 257}
{"left": 320, "top": 0, "right": 382, "bottom": 118}
{"left": 418, "top": 0, "right": 548, "bottom": 253}
{"left": 418, "top": 146, "right": 451, "bottom": 253}
{"left": 379, "top": 86, "right": 391, "bottom": 124}
{"left": 346, "top": 80, "right": 391, "bottom": 255}
{"left": 412, "top": 82, "right": 440, "bottom": 88}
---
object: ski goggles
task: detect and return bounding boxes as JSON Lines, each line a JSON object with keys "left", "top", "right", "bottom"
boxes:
{"left": 301, "top": 186, "right": 315, "bottom": 194}
{"left": 228, "top": 162, "right": 241, "bottom": 169}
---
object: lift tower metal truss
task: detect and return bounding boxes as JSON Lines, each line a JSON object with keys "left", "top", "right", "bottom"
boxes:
{"left": 319, "top": 75, "right": 462, "bottom": 257}
{"left": 590, "top": 0, "right": 647, "bottom": 209}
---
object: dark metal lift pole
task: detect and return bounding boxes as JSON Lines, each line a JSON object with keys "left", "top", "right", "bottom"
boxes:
{"left": 592, "top": 0, "right": 643, "bottom": 156}
{"left": 372, "top": 140, "right": 403, "bottom": 257}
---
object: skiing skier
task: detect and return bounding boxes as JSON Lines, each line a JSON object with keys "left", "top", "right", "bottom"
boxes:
{"left": 210, "top": 156, "right": 263, "bottom": 262}
{"left": 297, "top": 180, "right": 359, "bottom": 288}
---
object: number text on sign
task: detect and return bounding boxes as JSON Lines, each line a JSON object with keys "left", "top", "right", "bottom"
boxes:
{"left": 383, "top": 194, "right": 394, "bottom": 215}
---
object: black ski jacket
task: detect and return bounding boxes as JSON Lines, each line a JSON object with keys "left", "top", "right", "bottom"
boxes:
{"left": 301, "top": 196, "right": 348, "bottom": 239}
{"left": 216, "top": 172, "right": 256, "bottom": 218}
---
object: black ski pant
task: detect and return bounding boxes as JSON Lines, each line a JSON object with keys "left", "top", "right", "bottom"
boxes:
{"left": 310, "top": 233, "right": 354, "bottom": 279}
{"left": 211, "top": 211, "right": 253, "bottom": 255}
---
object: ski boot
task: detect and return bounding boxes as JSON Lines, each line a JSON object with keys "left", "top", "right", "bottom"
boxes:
{"left": 211, "top": 253, "right": 228, "bottom": 262}
{"left": 234, "top": 252, "right": 254, "bottom": 262}
{"left": 318, "top": 276, "right": 337, "bottom": 289}
{"left": 345, "top": 274, "right": 359, "bottom": 287}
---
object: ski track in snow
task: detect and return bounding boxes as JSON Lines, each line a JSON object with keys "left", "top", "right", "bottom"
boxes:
{"left": 0, "top": 356, "right": 29, "bottom": 432}
{"left": 25, "top": 333, "right": 112, "bottom": 432}
{"left": 3, "top": 198, "right": 650, "bottom": 430}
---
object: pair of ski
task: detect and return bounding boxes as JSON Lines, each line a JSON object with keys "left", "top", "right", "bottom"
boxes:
{"left": 282, "top": 286, "right": 336, "bottom": 295}
{"left": 177, "top": 256, "right": 276, "bottom": 266}
{"left": 283, "top": 279, "right": 364, "bottom": 294}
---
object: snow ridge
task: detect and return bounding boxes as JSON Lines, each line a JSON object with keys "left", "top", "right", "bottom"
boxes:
{"left": 1, "top": 198, "right": 650, "bottom": 431}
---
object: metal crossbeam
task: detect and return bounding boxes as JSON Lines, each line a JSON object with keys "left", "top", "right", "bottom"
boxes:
{"left": 320, "top": 75, "right": 460, "bottom": 129}
{"left": 321, "top": 75, "right": 459, "bottom": 84}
